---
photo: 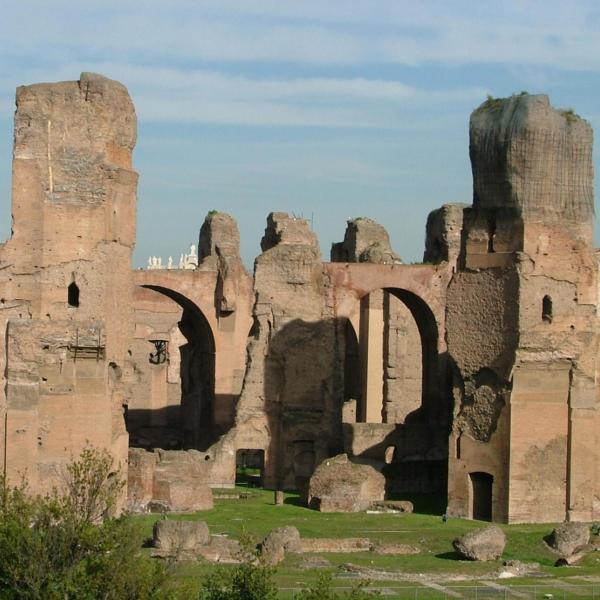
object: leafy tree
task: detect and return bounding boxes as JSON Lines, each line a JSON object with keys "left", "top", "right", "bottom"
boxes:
{"left": 0, "top": 447, "right": 179, "bottom": 599}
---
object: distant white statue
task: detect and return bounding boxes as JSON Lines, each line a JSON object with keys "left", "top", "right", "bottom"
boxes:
{"left": 157, "top": 257, "right": 162, "bottom": 268}
{"left": 179, "top": 254, "right": 184, "bottom": 269}
{"left": 167, "top": 256, "right": 173, "bottom": 269}
{"left": 183, "top": 243, "right": 198, "bottom": 269}
{"left": 151, "top": 256, "right": 158, "bottom": 268}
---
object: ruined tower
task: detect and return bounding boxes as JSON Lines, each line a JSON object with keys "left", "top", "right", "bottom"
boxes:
{"left": 0, "top": 73, "right": 137, "bottom": 491}
{"left": 445, "top": 94, "right": 599, "bottom": 523}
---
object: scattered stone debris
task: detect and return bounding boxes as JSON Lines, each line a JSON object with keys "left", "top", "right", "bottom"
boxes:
{"left": 497, "top": 560, "right": 543, "bottom": 579}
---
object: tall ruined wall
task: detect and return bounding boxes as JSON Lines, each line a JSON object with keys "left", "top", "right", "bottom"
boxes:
{"left": 233, "top": 212, "right": 343, "bottom": 492}
{"left": 0, "top": 73, "right": 137, "bottom": 491}
{"left": 447, "top": 93, "right": 599, "bottom": 523}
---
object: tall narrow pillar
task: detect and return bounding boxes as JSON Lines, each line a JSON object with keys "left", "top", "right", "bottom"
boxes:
{"left": 359, "top": 290, "right": 384, "bottom": 423}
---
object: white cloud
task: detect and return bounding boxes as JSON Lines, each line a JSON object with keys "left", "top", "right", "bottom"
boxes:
{"left": 0, "top": 62, "right": 486, "bottom": 127}
{"left": 2, "top": 1, "right": 600, "bottom": 70}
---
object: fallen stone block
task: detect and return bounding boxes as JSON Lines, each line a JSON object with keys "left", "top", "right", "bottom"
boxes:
{"left": 370, "top": 500, "right": 414, "bottom": 513}
{"left": 547, "top": 522, "right": 590, "bottom": 557}
{"left": 259, "top": 526, "right": 301, "bottom": 565}
{"left": 308, "top": 454, "right": 385, "bottom": 513}
{"left": 453, "top": 526, "right": 506, "bottom": 561}
{"left": 152, "top": 519, "right": 210, "bottom": 555}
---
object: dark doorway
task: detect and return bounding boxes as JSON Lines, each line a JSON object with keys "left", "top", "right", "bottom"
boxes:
{"left": 236, "top": 449, "right": 265, "bottom": 488}
{"left": 470, "top": 471, "right": 493, "bottom": 521}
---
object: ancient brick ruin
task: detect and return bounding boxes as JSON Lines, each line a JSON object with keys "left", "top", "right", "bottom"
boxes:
{"left": 1, "top": 74, "right": 598, "bottom": 523}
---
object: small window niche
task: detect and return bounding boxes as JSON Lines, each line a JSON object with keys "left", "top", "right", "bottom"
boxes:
{"left": 542, "top": 295, "right": 553, "bottom": 323}
{"left": 68, "top": 280, "right": 80, "bottom": 308}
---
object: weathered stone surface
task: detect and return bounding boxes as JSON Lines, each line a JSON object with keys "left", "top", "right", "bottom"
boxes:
{"left": 0, "top": 72, "right": 137, "bottom": 501}
{"left": 370, "top": 500, "right": 414, "bottom": 513}
{"left": 259, "top": 526, "right": 301, "bottom": 565}
{"left": 153, "top": 519, "right": 210, "bottom": 553}
{"left": 128, "top": 448, "right": 157, "bottom": 510}
{"left": 548, "top": 522, "right": 590, "bottom": 556}
{"left": 470, "top": 94, "right": 593, "bottom": 224}
{"left": 153, "top": 451, "right": 214, "bottom": 512}
{"left": 424, "top": 203, "right": 467, "bottom": 265}
{"left": 453, "top": 526, "right": 506, "bottom": 561}
{"left": 198, "top": 211, "right": 245, "bottom": 313}
{"left": 308, "top": 454, "right": 385, "bottom": 512}
{"left": 331, "top": 217, "right": 401, "bottom": 264}
{"left": 128, "top": 448, "right": 213, "bottom": 512}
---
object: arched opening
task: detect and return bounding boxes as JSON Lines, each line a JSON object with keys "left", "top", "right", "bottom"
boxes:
{"left": 542, "top": 295, "right": 553, "bottom": 323}
{"left": 236, "top": 449, "right": 264, "bottom": 487}
{"left": 350, "top": 286, "right": 447, "bottom": 498}
{"left": 470, "top": 471, "right": 493, "bottom": 521}
{"left": 355, "top": 287, "right": 439, "bottom": 425}
{"left": 128, "top": 285, "right": 216, "bottom": 451}
{"left": 68, "top": 281, "right": 80, "bottom": 307}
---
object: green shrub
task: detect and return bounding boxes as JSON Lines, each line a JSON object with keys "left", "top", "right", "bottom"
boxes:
{"left": 0, "top": 447, "right": 178, "bottom": 600}
{"left": 199, "top": 531, "right": 277, "bottom": 600}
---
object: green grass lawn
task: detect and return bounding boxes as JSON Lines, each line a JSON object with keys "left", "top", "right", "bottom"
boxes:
{"left": 135, "top": 487, "right": 600, "bottom": 598}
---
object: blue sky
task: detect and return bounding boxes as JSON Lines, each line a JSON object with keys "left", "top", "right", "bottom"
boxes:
{"left": 1, "top": 1, "right": 600, "bottom": 267}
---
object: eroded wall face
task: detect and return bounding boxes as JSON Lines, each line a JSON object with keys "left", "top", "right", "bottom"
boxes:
{"left": 447, "top": 93, "right": 599, "bottom": 523}
{"left": 233, "top": 213, "right": 343, "bottom": 492}
{"left": 383, "top": 292, "right": 422, "bottom": 424}
{"left": 0, "top": 73, "right": 137, "bottom": 492}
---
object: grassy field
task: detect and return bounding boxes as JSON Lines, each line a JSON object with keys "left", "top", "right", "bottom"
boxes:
{"left": 135, "top": 487, "right": 600, "bottom": 598}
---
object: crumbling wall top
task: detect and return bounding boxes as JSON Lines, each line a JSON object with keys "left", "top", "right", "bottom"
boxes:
{"left": 198, "top": 211, "right": 242, "bottom": 269}
{"left": 260, "top": 212, "right": 319, "bottom": 255}
{"left": 331, "top": 217, "right": 401, "bottom": 264}
{"left": 470, "top": 93, "right": 593, "bottom": 226}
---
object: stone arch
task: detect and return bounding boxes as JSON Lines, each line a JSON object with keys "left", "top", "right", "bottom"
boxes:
{"left": 355, "top": 285, "right": 441, "bottom": 425}
{"left": 137, "top": 284, "right": 217, "bottom": 450}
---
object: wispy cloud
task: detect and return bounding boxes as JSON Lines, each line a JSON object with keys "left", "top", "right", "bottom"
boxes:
{"left": 2, "top": 1, "right": 600, "bottom": 70}
{"left": 0, "top": 62, "right": 486, "bottom": 127}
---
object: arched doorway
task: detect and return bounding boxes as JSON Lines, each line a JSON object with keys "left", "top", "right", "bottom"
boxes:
{"left": 128, "top": 285, "right": 216, "bottom": 451}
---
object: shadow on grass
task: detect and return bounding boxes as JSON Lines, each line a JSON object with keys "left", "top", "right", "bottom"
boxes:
{"left": 392, "top": 493, "right": 446, "bottom": 516}
{"left": 434, "top": 551, "right": 463, "bottom": 561}
{"left": 283, "top": 495, "right": 306, "bottom": 507}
